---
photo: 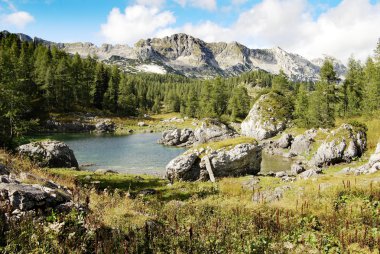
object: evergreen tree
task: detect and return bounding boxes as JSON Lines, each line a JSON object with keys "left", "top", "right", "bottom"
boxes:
{"left": 294, "top": 83, "right": 309, "bottom": 127}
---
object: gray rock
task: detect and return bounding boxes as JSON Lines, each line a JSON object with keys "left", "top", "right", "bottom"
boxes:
{"left": 137, "top": 122, "right": 148, "bottom": 127}
{"left": 252, "top": 185, "right": 291, "bottom": 203}
{"left": 340, "top": 142, "right": 380, "bottom": 175}
{"left": 194, "top": 119, "right": 237, "bottom": 144}
{"left": 311, "top": 124, "right": 366, "bottom": 167}
{"left": 158, "top": 128, "right": 195, "bottom": 147}
{"left": 0, "top": 164, "right": 10, "bottom": 175}
{"left": 291, "top": 161, "right": 306, "bottom": 175}
{"left": 275, "top": 171, "right": 287, "bottom": 178}
{"left": 202, "top": 143, "right": 262, "bottom": 178}
{"left": 277, "top": 133, "right": 294, "bottom": 149}
{"left": 0, "top": 183, "right": 71, "bottom": 211}
{"left": 166, "top": 153, "right": 200, "bottom": 182}
{"left": 95, "top": 119, "right": 116, "bottom": 133}
{"left": 45, "top": 119, "right": 96, "bottom": 133}
{"left": 166, "top": 142, "right": 262, "bottom": 182}
{"left": 241, "top": 93, "right": 290, "bottom": 140}
{"left": 298, "top": 168, "right": 322, "bottom": 179}
{"left": 17, "top": 141, "right": 79, "bottom": 168}
{"left": 289, "top": 129, "right": 317, "bottom": 156}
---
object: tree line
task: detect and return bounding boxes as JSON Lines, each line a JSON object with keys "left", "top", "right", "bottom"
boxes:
{"left": 1, "top": 32, "right": 380, "bottom": 147}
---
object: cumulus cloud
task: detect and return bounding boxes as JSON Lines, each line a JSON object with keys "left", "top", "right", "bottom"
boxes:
{"left": 174, "top": 0, "right": 217, "bottom": 11}
{"left": 101, "top": 0, "right": 380, "bottom": 62}
{"left": 1, "top": 11, "right": 34, "bottom": 28}
{"left": 100, "top": 5, "right": 175, "bottom": 45}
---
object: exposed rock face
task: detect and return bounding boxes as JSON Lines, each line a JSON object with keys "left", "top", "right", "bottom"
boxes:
{"left": 45, "top": 120, "right": 96, "bottom": 133}
{"left": 2, "top": 31, "right": 346, "bottom": 81}
{"left": 95, "top": 119, "right": 116, "bottom": 133}
{"left": 166, "top": 142, "right": 262, "bottom": 182}
{"left": 298, "top": 168, "right": 323, "bottom": 179}
{"left": 241, "top": 92, "right": 291, "bottom": 140}
{"left": 194, "top": 120, "right": 237, "bottom": 144}
{"left": 289, "top": 129, "right": 318, "bottom": 156}
{"left": 17, "top": 141, "right": 79, "bottom": 168}
{"left": 202, "top": 143, "right": 262, "bottom": 177}
{"left": 158, "top": 128, "right": 196, "bottom": 147}
{"left": 158, "top": 119, "right": 237, "bottom": 147}
{"left": 165, "top": 153, "right": 200, "bottom": 182}
{"left": 341, "top": 142, "right": 380, "bottom": 175}
{"left": 0, "top": 183, "right": 71, "bottom": 211}
{"left": 277, "top": 133, "right": 294, "bottom": 149}
{"left": 311, "top": 124, "right": 366, "bottom": 167}
{"left": 291, "top": 161, "right": 306, "bottom": 175}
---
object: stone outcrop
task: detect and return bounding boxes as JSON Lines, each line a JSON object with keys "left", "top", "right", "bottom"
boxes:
{"left": 241, "top": 92, "right": 291, "bottom": 140}
{"left": 158, "top": 128, "right": 196, "bottom": 147}
{"left": 158, "top": 119, "right": 237, "bottom": 147}
{"left": 95, "top": 119, "right": 116, "bottom": 133}
{"left": 17, "top": 141, "right": 79, "bottom": 168}
{"left": 166, "top": 142, "right": 262, "bottom": 182}
{"left": 0, "top": 183, "right": 71, "bottom": 212}
{"left": 311, "top": 124, "right": 366, "bottom": 167}
{"left": 45, "top": 120, "right": 96, "bottom": 133}
{"left": 194, "top": 119, "right": 238, "bottom": 144}
{"left": 276, "top": 133, "right": 294, "bottom": 149}
{"left": 0, "top": 164, "right": 74, "bottom": 217}
{"left": 289, "top": 129, "right": 318, "bottom": 156}
{"left": 341, "top": 142, "right": 380, "bottom": 175}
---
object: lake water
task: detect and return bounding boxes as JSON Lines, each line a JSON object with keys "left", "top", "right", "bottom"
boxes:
{"left": 35, "top": 133, "right": 293, "bottom": 176}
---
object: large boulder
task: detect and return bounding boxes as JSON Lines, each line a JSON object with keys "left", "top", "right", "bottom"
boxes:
{"left": 0, "top": 183, "right": 71, "bottom": 211}
{"left": 311, "top": 124, "right": 366, "bottom": 167}
{"left": 341, "top": 142, "right": 380, "bottom": 175}
{"left": 158, "top": 128, "right": 196, "bottom": 147}
{"left": 158, "top": 119, "right": 237, "bottom": 147}
{"left": 166, "top": 141, "right": 262, "bottom": 182}
{"left": 202, "top": 143, "right": 262, "bottom": 177}
{"left": 165, "top": 152, "right": 200, "bottom": 182}
{"left": 95, "top": 119, "right": 116, "bottom": 133}
{"left": 241, "top": 92, "right": 291, "bottom": 140}
{"left": 193, "top": 119, "right": 237, "bottom": 144}
{"left": 289, "top": 129, "right": 318, "bottom": 156}
{"left": 17, "top": 141, "right": 79, "bottom": 168}
{"left": 276, "top": 133, "right": 294, "bottom": 149}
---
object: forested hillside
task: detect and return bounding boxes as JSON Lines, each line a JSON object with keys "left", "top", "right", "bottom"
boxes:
{"left": 1, "top": 32, "right": 380, "bottom": 147}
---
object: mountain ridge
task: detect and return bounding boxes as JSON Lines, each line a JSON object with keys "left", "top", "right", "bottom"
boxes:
{"left": 1, "top": 30, "right": 346, "bottom": 81}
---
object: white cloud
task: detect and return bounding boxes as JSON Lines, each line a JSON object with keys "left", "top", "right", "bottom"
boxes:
{"left": 174, "top": 0, "right": 217, "bottom": 11}
{"left": 100, "top": 5, "right": 175, "bottom": 45}
{"left": 101, "top": 0, "right": 380, "bottom": 62}
{"left": 232, "top": 0, "right": 247, "bottom": 5}
{"left": 2, "top": 11, "right": 34, "bottom": 28}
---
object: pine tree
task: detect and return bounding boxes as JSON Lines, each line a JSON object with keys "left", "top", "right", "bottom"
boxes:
{"left": 294, "top": 83, "right": 309, "bottom": 127}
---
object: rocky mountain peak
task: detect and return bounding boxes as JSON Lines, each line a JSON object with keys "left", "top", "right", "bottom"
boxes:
{"left": 0, "top": 30, "right": 346, "bottom": 81}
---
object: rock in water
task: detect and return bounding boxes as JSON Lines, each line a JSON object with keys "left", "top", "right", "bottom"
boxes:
{"left": 311, "top": 124, "right": 366, "bottom": 167}
{"left": 95, "top": 119, "right": 116, "bottom": 133}
{"left": 17, "top": 141, "right": 79, "bottom": 168}
{"left": 241, "top": 92, "right": 291, "bottom": 140}
{"left": 165, "top": 142, "right": 262, "bottom": 182}
{"left": 158, "top": 128, "right": 195, "bottom": 147}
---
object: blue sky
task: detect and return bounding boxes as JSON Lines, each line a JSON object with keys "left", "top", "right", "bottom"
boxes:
{"left": 1, "top": 0, "right": 380, "bottom": 62}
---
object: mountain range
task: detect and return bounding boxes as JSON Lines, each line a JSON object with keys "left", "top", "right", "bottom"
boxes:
{"left": 3, "top": 31, "right": 346, "bottom": 81}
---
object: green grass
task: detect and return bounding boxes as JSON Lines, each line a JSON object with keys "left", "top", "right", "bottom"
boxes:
{"left": 193, "top": 136, "right": 257, "bottom": 152}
